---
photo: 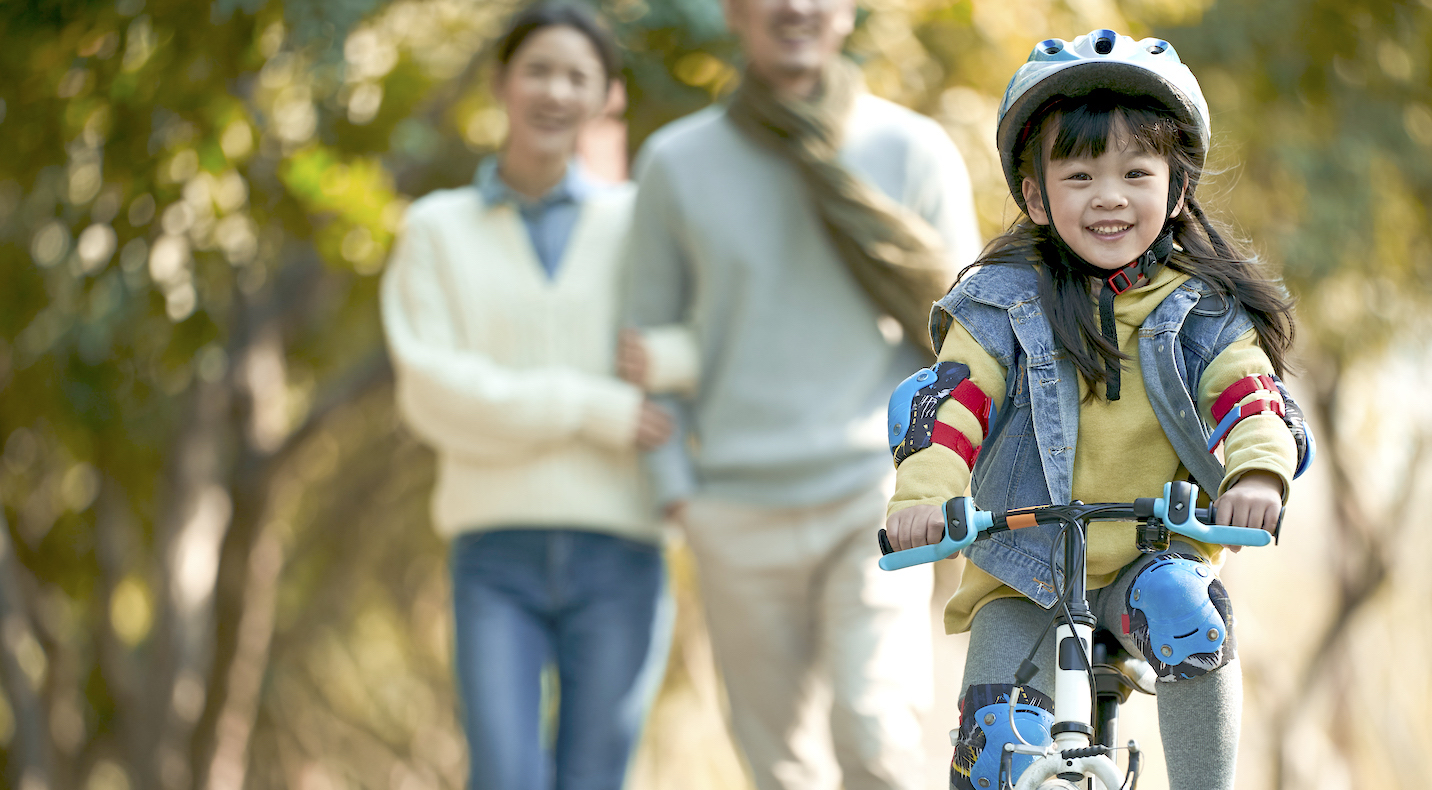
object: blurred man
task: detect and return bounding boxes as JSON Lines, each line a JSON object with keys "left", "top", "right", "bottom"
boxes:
{"left": 621, "top": 0, "right": 980, "bottom": 787}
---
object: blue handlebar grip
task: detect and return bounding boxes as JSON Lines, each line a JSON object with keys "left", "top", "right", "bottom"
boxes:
{"left": 878, "top": 497, "right": 989, "bottom": 571}
{"left": 1155, "top": 482, "right": 1274, "bottom": 547}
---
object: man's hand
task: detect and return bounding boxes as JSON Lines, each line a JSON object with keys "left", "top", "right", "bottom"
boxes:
{"left": 617, "top": 328, "right": 649, "bottom": 388}
{"left": 634, "top": 400, "right": 672, "bottom": 450}
{"left": 884, "top": 504, "right": 946, "bottom": 552}
{"left": 1214, "top": 470, "right": 1283, "bottom": 552}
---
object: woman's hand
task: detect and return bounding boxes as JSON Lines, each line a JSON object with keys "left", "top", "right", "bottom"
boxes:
{"left": 617, "top": 329, "right": 649, "bottom": 388}
{"left": 1213, "top": 470, "right": 1283, "bottom": 551}
{"left": 884, "top": 504, "right": 946, "bottom": 552}
{"left": 634, "top": 399, "right": 672, "bottom": 451}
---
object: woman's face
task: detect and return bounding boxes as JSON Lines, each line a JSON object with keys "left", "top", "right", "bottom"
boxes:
{"left": 495, "top": 25, "right": 608, "bottom": 160}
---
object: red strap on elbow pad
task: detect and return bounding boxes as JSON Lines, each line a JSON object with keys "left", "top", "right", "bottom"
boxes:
{"left": 1211, "top": 375, "right": 1278, "bottom": 424}
{"left": 931, "top": 420, "right": 980, "bottom": 470}
{"left": 1207, "top": 398, "right": 1287, "bottom": 453}
{"left": 950, "top": 379, "right": 993, "bottom": 437}
{"left": 1236, "top": 397, "right": 1285, "bottom": 421}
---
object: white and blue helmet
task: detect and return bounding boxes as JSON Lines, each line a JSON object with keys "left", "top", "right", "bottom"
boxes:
{"left": 996, "top": 29, "right": 1211, "bottom": 214}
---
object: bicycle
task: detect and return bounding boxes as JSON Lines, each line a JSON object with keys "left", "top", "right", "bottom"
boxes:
{"left": 877, "top": 481, "right": 1273, "bottom": 790}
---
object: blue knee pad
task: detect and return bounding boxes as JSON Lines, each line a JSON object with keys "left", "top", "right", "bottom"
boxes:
{"left": 1126, "top": 554, "right": 1236, "bottom": 682}
{"left": 950, "top": 684, "right": 1053, "bottom": 790}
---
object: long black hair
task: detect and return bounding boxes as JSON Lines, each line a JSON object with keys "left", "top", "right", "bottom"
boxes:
{"left": 970, "top": 90, "right": 1295, "bottom": 396}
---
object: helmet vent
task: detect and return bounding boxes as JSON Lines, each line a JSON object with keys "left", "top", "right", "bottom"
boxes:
{"left": 1040, "top": 39, "right": 1063, "bottom": 55}
{"left": 1094, "top": 37, "right": 1114, "bottom": 55}
{"left": 1148, "top": 41, "right": 1169, "bottom": 55}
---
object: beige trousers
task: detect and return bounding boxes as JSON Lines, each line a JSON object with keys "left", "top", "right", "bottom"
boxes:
{"left": 682, "top": 481, "right": 934, "bottom": 790}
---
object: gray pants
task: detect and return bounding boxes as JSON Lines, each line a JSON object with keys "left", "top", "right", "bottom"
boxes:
{"left": 961, "top": 546, "right": 1241, "bottom": 790}
{"left": 683, "top": 483, "right": 934, "bottom": 790}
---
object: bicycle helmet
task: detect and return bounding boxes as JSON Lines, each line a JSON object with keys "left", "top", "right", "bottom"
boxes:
{"left": 996, "top": 29, "right": 1211, "bottom": 215}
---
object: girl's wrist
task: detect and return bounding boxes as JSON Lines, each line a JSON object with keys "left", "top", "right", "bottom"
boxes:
{"left": 1230, "top": 469, "right": 1283, "bottom": 495}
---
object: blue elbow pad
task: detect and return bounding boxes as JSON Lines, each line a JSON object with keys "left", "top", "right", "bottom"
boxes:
{"left": 888, "top": 362, "right": 994, "bottom": 467}
{"left": 1271, "top": 375, "right": 1315, "bottom": 478}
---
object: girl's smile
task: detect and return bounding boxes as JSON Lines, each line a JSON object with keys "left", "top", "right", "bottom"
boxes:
{"left": 1022, "top": 124, "right": 1183, "bottom": 272}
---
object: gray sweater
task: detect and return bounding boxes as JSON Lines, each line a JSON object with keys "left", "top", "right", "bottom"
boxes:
{"left": 624, "top": 94, "right": 981, "bottom": 507}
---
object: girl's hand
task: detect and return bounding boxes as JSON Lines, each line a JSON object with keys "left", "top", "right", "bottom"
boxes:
{"left": 884, "top": 504, "right": 946, "bottom": 552}
{"left": 617, "top": 329, "right": 649, "bottom": 388}
{"left": 1213, "top": 470, "right": 1283, "bottom": 552}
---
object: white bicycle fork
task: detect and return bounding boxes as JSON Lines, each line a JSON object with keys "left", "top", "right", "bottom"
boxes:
{"left": 1008, "top": 621, "right": 1128, "bottom": 790}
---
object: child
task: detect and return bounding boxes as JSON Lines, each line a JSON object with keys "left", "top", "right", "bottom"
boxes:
{"left": 882, "top": 30, "right": 1309, "bottom": 790}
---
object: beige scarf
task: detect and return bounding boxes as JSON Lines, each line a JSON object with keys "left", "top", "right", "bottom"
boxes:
{"left": 727, "top": 59, "right": 957, "bottom": 355}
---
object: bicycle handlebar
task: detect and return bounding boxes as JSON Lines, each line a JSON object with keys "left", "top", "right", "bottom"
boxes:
{"left": 877, "top": 481, "right": 1273, "bottom": 571}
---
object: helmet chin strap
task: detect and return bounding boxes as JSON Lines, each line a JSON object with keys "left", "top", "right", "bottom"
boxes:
{"left": 1087, "top": 229, "right": 1174, "bottom": 400}
{"left": 1033, "top": 157, "right": 1179, "bottom": 400}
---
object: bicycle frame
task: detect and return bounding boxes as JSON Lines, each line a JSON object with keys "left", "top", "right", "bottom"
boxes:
{"left": 878, "top": 481, "right": 1272, "bottom": 790}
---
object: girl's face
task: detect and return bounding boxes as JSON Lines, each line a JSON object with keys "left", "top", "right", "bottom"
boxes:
{"left": 495, "top": 25, "right": 608, "bottom": 160}
{"left": 1022, "top": 119, "right": 1183, "bottom": 272}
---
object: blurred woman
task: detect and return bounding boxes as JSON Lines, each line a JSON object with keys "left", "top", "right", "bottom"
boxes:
{"left": 380, "top": 4, "right": 671, "bottom": 788}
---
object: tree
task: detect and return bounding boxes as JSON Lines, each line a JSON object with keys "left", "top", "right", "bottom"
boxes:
{"left": 0, "top": 1, "right": 463, "bottom": 787}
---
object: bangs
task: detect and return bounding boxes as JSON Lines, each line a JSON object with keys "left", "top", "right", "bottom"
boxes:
{"left": 1046, "top": 89, "right": 1182, "bottom": 162}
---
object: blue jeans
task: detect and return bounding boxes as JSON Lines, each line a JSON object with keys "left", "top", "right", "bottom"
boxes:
{"left": 450, "top": 528, "right": 667, "bottom": 790}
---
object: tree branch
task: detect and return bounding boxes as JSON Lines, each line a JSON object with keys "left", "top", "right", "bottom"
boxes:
{"left": 0, "top": 512, "right": 53, "bottom": 788}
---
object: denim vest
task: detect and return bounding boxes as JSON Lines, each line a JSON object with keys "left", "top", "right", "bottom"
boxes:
{"left": 929, "top": 264, "right": 1254, "bottom": 608}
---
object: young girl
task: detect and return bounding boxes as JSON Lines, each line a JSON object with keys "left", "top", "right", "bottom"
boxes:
{"left": 882, "top": 31, "right": 1308, "bottom": 790}
{"left": 381, "top": 4, "right": 671, "bottom": 789}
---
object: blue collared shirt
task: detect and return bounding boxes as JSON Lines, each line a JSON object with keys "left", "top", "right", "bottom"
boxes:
{"left": 474, "top": 157, "right": 598, "bottom": 279}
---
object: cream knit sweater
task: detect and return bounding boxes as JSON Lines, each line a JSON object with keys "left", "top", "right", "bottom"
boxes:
{"left": 381, "top": 183, "right": 656, "bottom": 542}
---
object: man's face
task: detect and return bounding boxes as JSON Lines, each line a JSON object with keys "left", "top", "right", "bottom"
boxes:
{"left": 725, "top": 0, "right": 855, "bottom": 91}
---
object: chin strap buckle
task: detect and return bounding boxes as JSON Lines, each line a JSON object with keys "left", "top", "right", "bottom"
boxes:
{"left": 1107, "top": 245, "right": 1161, "bottom": 295}
{"left": 1106, "top": 266, "right": 1139, "bottom": 294}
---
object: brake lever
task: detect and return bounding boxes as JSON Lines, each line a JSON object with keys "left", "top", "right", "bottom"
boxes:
{"left": 1156, "top": 481, "right": 1272, "bottom": 547}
